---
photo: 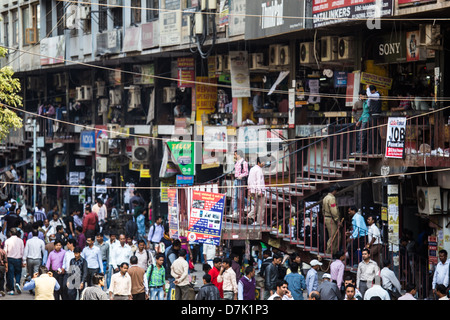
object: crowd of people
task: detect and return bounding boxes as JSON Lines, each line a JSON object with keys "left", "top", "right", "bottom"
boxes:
{"left": 0, "top": 189, "right": 449, "bottom": 301}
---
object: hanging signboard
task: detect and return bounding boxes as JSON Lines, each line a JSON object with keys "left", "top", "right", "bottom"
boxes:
{"left": 230, "top": 51, "right": 251, "bottom": 98}
{"left": 187, "top": 190, "right": 226, "bottom": 245}
{"left": 167, "top": 141, "right": 195, "bottom": 176}
{"left": 177, "top": 57, "right": 195, "bottom": 88}
{"left": 385, "top": 117, "right": 406, "bottom": 159}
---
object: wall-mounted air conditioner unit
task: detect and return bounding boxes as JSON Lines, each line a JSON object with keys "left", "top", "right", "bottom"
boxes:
{"left": 320, "top": 36, "right": 338, "bottom": 62}
{"left": 96, "top": 157, "right": 108, "bottom": 173}
{"left": 299, "top": 42, "right": 315, "bottom": 64}
{"left": 96, "top": 139, "right": 110, "bottom": 155}
{"left": 109, "top": 89, "right": 122, "bottom": 105}
{"left": 337, "top": 37, "right": 354, "bottom": 60}
{"left": 163, "top": 87, "right": 176, "bottom": 104}
{"left": 132, "top": 145, "right": 149, "bottom": 163}
{"left": 95, "top": 81, "right": 106, "bottom": 98}
{"left": 419, "top": 24, "right": 441, "bottom": 46}
{"left": 417, "top": 186, "right": 441, "bottom": 215}
{"left": 128, "top": 85, "right": 141, "bottom": 110}
{"left": 249, "top": 53, "right": 265, "bottom": 70}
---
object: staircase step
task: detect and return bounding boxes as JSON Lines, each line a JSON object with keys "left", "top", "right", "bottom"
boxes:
{"left": 267, "top": 187, "right": 304, "bottom": 197}
{"left": 302, "top": 166, "right": 343, "bottom": 178}
{"left": 334, "top": 158, "right": 368, "bottom": 165}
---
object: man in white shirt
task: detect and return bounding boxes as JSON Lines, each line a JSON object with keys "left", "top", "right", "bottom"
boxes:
{"left": 268, "top": 280, "right": 294, "bottom": 300}
{"left": 92, "top": 199, "right": 107, "bottom": 233}
{"left": 247, "top": 157, "right": 266, "bottom": 226}
{"left": 22, "top": 229, "right": 46, "bottom": 279}
{"left": 432, "top": 249, "right": 449, "bottom": 299}
{"left": 61, "top": 239, "right": 76, "bottom": 299}
{"left": 135, "top": 240, "right": 153, "bottom": 270}
{"left": 435, "top": 284, "right": 449, "bottom": 300}
{"left": 366, "top": 215, "right": 382, "bottom": 267}
{"left": 363, "top": 275, "right": 390, "bottom": 300}
{"left": 109, "top": 262, "right": 132, "bottom": 300}
{"left": 398, "top": 283, "right": 417, "bottom": 300}
{"left": 380, "top": 259, "right": 402, "bottom": 299}
{"left": 110, "top": 234, "right": 132, "bottom": 274}
{"left": 356, "top": 248, "right": 379, "bottom": 298}
{"left": 203, "top": 243, "right": 216, "bottom": 268}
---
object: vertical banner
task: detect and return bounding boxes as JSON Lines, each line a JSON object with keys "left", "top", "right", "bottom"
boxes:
{"left": 168, "top": 188, "right": 180, "bottom": 240}
{"left": 230, "top": 51, "right": 251, "bottom": 98}
{"left": 385, "top": 117, "right": 406, "bottom": 159}
{"left": 195, "top": 77, "right": 218, "bottom": 122}
{"left": 288, "top": 88, "right": 295, "bottom": 129}
{"left": 187, "top": 190, "right": 226, "bottom": 245}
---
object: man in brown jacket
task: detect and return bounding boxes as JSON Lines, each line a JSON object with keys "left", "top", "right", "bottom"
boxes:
{"left": 127, "top": 255, "right": 148, "bottom": 300}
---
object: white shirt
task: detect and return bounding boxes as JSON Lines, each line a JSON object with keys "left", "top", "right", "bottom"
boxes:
{"left": 62, "top": 249, "right": 75, "bottom": 271}
{"left": 368, "top": 223, "right": 382, "bottom": 245}
{"left": 135, "top": 249, "right": 153, "bottom": 270}
{"left": 432, "top": 259, "right": 449, "bottom": 289}
{"left": 248, "top": 165, "right": 265, "bottom": 195}
{"left": 111, "top": 244, "right": 132, "bottom": 268}
{"left": 22, "top": 236, "right": 45, "bottom": 263}
{"left": 268, "top": 293, "right": 294, "bottom": 300}
{"left": 363, "top": 284, "right": 390, "bottom": 300}
{"left": 380, "top": 267, "right": 401, "bottom": 292}
{"left": 203, "top": 243, "right": 216, "bottom": 261}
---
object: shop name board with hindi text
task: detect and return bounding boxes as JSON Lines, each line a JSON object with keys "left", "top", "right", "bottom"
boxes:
{"left": 385, "top": 117, "right": 406, "bottom": 159}
{"left": 312, "top": 0, "right": 393, "bottom": 28}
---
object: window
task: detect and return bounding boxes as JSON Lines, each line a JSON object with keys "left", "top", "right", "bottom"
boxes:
{"left": 112, "top": 7, "right": 123, "bottom": 28}
{"left": 12, "top": 10, "right": 18, "bottom": 46}
{"left": 99, "top": 0, "right": 108, "bottom": 31}
{"left": 24, "top": 4, "right": 40, "bottom": 44}
{"left": 56, "top": 0, "right": 64, "bottom": 35}
{"left": 45, "top": 0, "right": 52, "bottom": 36}
{"left": 131, "top": 0, "right": 141, "bottom": 25}
{"left": 3, "top": 13, "right": 9, "bottom": 47}
{"left": 146, "top": 0, "right": 158, "bottom": 21}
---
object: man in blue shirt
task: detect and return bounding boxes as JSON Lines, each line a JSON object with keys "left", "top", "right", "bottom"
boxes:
{"left": 305, "top": 259, "right": 322, "bottom": 296}
{"left": 346, "top": 206, "right": 368, "bottom": 266}
{"left": 81, "top": 236, "right": 103, "bottom": 286}
{"left": 284, "top": 262, "right": 306, "bottom": 300}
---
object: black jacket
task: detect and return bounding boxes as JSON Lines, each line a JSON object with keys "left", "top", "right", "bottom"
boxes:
{"left": 264, "top": 262, "right": 279, "bottom": 291}
{"left": 196, "top": 283, "right": 221, "bottom": 300}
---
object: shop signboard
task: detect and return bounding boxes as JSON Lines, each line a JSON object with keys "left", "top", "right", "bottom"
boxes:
{"left": 312, "top": 0, "right": 393, "bottom": 28}
{"left": 80, "top": 131, "right": 96, "bottom": 150}
{"left": 160, "top": 0, "right": 182, "bottom": 47}
{"left": 195, "top": 77, "right": 218, "bottom": 122}
{"left": 168, "top": 188, "right": 180, "bottom": 239}
{"left": 141, "top": 22, "right": 159, "bottom": 49}
{"left": 167, "top": 141, "right": 195, "bottom": 176}
{"left": 40, "top": 35, "right": 65, "bottom": 65}
{"left": 177, "top": 57, "right": 195, "bottom": 88}
{"left": 160, "top": 178, "right": 175, "bottom": 203}
{"left": 176, "top": 175, "right": 194, "bottom": 186}
{"left": 360, "top": 72, "right": 392, "bottom": 90}
{"left": 385, "top": 117, "right": 406, "bottom": 159}
{"left": 230, "top": 51, "right": 251, "bottom": 98}
{"left": 228, "top": 0, "right": 246, "bottom": 36}
{"left": 373, "top": 33, "right": 406, "bottom": 64}
{"left": 133, "top": 64, "right": 155, "bottom": 85}
{"left": 123, "top": 26, "right": 142, "bottom": 52}
{"left": 187, "top": 190, "right": 226, "bottom": 246}
{"left": 398, "top": 0, "right": 434, "bottom": 6}
{"left": 428, "top": 236, "right": 438, "bottom": 265}
{"left": 334, "top": 71, "right": 348, "bottom": 88}
{"left": 219, "top": 0, "right": 230, "bottom": 27}
{"left": 245, "top": 0, "right": 306, "bottom": 40}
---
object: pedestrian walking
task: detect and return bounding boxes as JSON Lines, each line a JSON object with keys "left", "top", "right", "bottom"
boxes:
{"left": 263, "top": 253, "right": 282, "bottom": 300}
{"left": 146, "top": 253, "right": 166, "bottom": 300}
{"left": 432, "top": 249, "right": 449, "bottom": 299}
{"left": 81, "top": 235, "right": 103, "bottom": 286}
{"left": 80, "top": 273, "right": 109, "bottom": 300}
{"left": 356, "top": 248, "right": 380, "bottom": 298}
{"left": 171, "top": 248, "right": 190, "bottom": 300}
{"left": 218, "top": 257, "right": 238, "bottom": 300}
{"left": 45, "top": 239, "right": 66, "bottom": 299}
{"left": 66, "top": 247, "right": 88, "bottom": 300}
{"left": 127, "top": 255, "right": 148, "bottom": 300}
{"left": 318, "top": 273, "right": 341, "bottom": 300}
{"left": 283, "top": 262, "right": 306, "bottom": 300}
{"left": 196, "top": 274, "right": 221, "bottom": 300}
{"left": 247, "top": 157, "right": 266, "bottom": 225}
{"left": 305, "top": 259, "right": 322, "bottom": 296}
{"left": 108, "top": 262, "right": 132, "bottom": 300}
{"left": 238, "top": 266, "right": 256, "bottom": 300}
{"left": 4, "top": 228, "right": 24, "bottom": 295}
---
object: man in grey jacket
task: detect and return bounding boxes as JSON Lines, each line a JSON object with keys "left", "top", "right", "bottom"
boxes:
{"left": 263, "top": 253, "right": 282, "bottom": 300}
{"left": 318, "top": 273, "right": 342, "bottom": 300}
{"left": 196, "top": 274, "right": 221, "bottom": 300}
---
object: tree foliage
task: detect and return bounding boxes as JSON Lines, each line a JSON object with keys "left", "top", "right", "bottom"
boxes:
{"left": 0, "top": 46, "right": 23, "bottom": 142}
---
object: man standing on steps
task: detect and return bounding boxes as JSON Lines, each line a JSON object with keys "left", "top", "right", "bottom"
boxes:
{"left": 323, "top": 186, "right": 341, "bottom": 255}
{"left": 232, "top": 150, "right": 249, "bottom": 219}
{"left": 247, "top": 157, "right": 266, "bottom": 226}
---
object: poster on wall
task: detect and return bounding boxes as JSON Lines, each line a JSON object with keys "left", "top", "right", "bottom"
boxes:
{"left": 177, "top": 57, "right": 195, "bottom": 88}
{"left": 40, "top": 35, "right": 65, "bottom": 65}
{"left": 195, "top": 77, "right": 218, "bottom": 122}
{"left": 187, "top": 190, "right": 226, "bottom": 245}
{"left": 385, "top": 117, "right": 406, "bottom": 159}
{"left": 229, "top": 51, "right": 251, "bottom": 98}
{"left": 204, "top": 126, "right": 228, "bottom": 152}
{"left": 406, "top": 30, "right": 420, "bottom": 62}
{"left": 228, "top": 0, "right": 246, "bottom": 36}
{"left": 168, "top": 188, "right": 180, "bottom": 239}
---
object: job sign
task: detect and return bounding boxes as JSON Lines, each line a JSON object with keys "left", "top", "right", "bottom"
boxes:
{"left": 385, "top": 117, "right": 406, "bottom": 159}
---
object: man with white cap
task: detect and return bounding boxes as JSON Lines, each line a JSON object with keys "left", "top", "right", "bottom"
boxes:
{"left": 305, "top": 259, "right": 322, "bottom": 296}
{"left": 318, "top": 273, "right": 341, "bottom": 300}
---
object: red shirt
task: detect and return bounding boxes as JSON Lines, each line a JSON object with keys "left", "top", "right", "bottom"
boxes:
{"left": 82, "top": 212, "right": 98, "bottom": 233}
{"left": 209, "top": 267, "right": 224, "bottom": 298}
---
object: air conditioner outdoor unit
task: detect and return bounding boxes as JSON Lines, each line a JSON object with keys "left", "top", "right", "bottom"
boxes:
{"left": 109, "top": 89, "right": 122, "bottom": 105}
{"left": 299, "top": 42, "right": 315, "bottom": 64}
{"left": 132, "top": 145, "right": 149, "bottom": 163}
{"left": 338, "top": 37, "right": 354, "bottom": 60}
{"left": 128, "top": 85, "right": 141, "bottom": 110}
{"left": 215, "top": 55, "right": 223, "bottom": 72}
{"left": 163, "top": 87, "right": 176, "bottom": 103}
{"left": 96, "top": 139, "right": 110, "bottom": 155}
{"left": 269, "top": 44, "right": 280, "bottom": 66}
{"left": 107, "top": 124, "right": 120, "bottom": 139}
{"left": 79, "top": 5, "right": 91, "bottom": 20}
{"left": 249, "top": 53, "right": 265, "bottom": 70}
{"left": 96, "top": 157, "right": 108, "bottom": 173}
{"left": 419, "top": 24, "right": 441, "bottom": 46}
{"left": 76, "top": 86, "right": 92, "bottom": 101}
{"left": 99, "top": 98, "right": 109, "bottom": 114}
{"left": 320, "top": 36, "right": 338, "bottom": 62}
{"left": 417, "top": 186, "right": 442, "bottom": 215}
{"left": 223, "top": 55, "right": 230, "bottom": 72}
{"left": 54, "top": 74, "right": 66, "bottom": 88}
{"left": 279, "top": 45, "right": 290, "bottom": 66}
{"left": 95, "top": 81, "right": 106, "bottom": 97}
